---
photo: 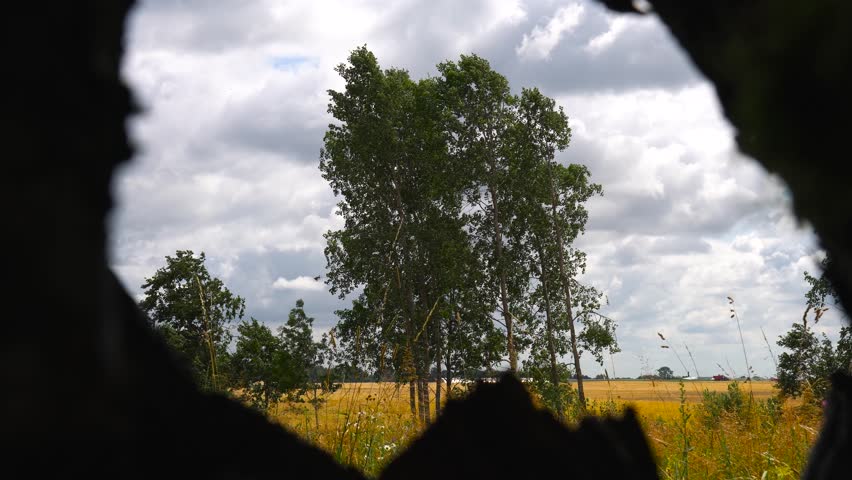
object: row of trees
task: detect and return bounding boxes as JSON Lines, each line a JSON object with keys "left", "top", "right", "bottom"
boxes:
{"left": 138, "top": 248, "right": 850, "bottom": 423}
{"left": 141, "top": 250, "right": 339, "bottom": 423}
{"left": 138, "top": 48, "right": 623, "bottom": 423}
{"left": 320, "top": 47, "right": 618, "bottom": 421}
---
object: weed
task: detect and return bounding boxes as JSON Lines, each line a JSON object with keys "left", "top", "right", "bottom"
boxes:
{"left": 243, "top": 380, "right": 821, "bottom": 478}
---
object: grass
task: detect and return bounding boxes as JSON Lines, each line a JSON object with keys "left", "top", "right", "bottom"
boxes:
{"left": 271, "top": 382, "right": 421, "bottom": 474}
{"left": 254, "top": 379, "right": 822, "bottom": 478}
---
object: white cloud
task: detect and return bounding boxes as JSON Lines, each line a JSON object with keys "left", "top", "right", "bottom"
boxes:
{"left": 272, "top": 276, "right": 324, "bottom": 291}
{"left": 516, "top": 4, "right": 584, "bottom": 60}
{"left": 110, "top": 0, "right": 833, "bottom": 377}
{"left": 585, "top": 16, "right": 628, "bottom": 54}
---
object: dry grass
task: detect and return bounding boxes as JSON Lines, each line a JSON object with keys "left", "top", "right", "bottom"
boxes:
{"left": 580, "top": 379, "right": 777, "bottom": 402}
{"left": 259, "top": 380, "right": 822, "bottom": 478}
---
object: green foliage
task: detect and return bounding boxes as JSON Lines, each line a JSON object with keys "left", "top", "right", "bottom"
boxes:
{"left": 139, "top": 250, "right": 245, "bottom": 390}
{"left": 776, "top": 323, "right": 848, "bottom": 400}
{"left": 287, "top": 301, "right": 342, "bottom": 429}
{"left": 507, "top": 86, "right": 612, "bottom": 414}
{"left": 437, "top": 53, "right": 538, "bottom": 373}
{"left": 279, "top": 299, "right": 317, "bottom": 395}
{"left": 320, "top": 47, "right": 614, "bottom": 424}
{"left": 672, "top": 381, "right": 691, "bottom": 480}
{"left": 699, "top": 381, "right": 749, "bottom": 427}
{"left": 321, "top": 47, "right": 512, "bottom": 416}
{"left": 231, "top": 318, "right": 288, "bottom": 411}
{"left": 758, "top": 396, "right": 785, "bottom": 429}
{"left": 279, "top": 299, "right": 341, "bottom": 406}
{"left": 231, "top": 300, "right": 340, "bottom": 415}
{"left": 776, "top": 254, "right": 850, "bottom": 401}
{"left": 803, "top": 255, "right": 838, "bottom": 320}
{"left": 523, "top": 347, "right": 575, "bottom": 416}
{"left": 837, "top": 325, "right": 852, "bottom": 368}
{"left": 661, "top": 382, "right": 795, "bottom": 479}
{"left": 658, "top": 366, "right": 674, "bottom": 379}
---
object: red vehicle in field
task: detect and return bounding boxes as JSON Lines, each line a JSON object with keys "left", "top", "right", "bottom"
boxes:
{"left": 712, "top": 374, "right": 730, "bottom": 381}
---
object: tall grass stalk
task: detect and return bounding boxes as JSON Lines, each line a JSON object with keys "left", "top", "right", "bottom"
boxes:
{"left": 254, "top": 379, "right": 821, "bottom": 479}
{"left": 676, "top": 381, "right": 691, "bottom": 480}
{"left": 761, "top": 326, "right": 779, "bottom": 371}
{"left": 728, "top": 296, "right": 752, "bottom": 383}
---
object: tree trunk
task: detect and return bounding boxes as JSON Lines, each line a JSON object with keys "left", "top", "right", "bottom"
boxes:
{"left": 550, "top": 179, "right": 586, "bottom": 409}
{"left": 416, "top": 376, "right": 431, "bottom": 425}
{"left": 435, "top": 335, "right": 442, "bottom": 417}
{"left": 489, "top": 181, "right": 517, "bottom": 372}
{"left": 313, "top": 390, "right": 320, "bottom": 432}
{"left": 391, "top": 181, "right": 420, "bottom": 421}
{"left": 409, "top": 379, "right": 417, "bottom": 419}
{"left": 424, "top": 378, "right": 431, "bottom": 423}
{"left": 537, "top": 241, "right": 564, "bottom": 419}
{"left": 412, "top": 290, "right": 432, "bottom": 425}
{"left": 421, "top": 299, "right": 432, "bottom": 425}
{"left": 416, "top": 378, "right": 423, "bottom": 423}
{"left": 403, "top": 280, "right": 421, "bottom": 422}
{"left": 446, "top": 309, "right": 457, "bottom": 401}
{"left": 264, "top": 387, "right": 270, "bottom": 414}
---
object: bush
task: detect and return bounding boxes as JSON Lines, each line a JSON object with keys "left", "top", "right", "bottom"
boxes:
{"left": 698, "top": 381, "right": 748, "bottom": 426}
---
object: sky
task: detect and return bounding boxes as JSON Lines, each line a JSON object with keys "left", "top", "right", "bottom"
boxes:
{"left": 111, "top": 0, "right": 844, "bottom": 379}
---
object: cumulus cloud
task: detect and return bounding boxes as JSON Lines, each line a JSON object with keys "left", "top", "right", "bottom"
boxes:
{"left": 584, "top": 16, "right": 629, "bottom": 54}
{"left": 111, "top": 0, "right": 833, "bottom": 377}
{"left": 272, "top": 276, "right": 324, "bottom": 291}
{"left": 516, "top": 3, "right": 584, "bottom": 60}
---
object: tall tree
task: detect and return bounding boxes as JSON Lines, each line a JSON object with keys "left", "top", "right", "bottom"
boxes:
{"left": 279, "top": 299, "right": 340, "bottom": 429}
{"left": 437, "top": 54, "right": 524, "bottom": 372}
{"left": 512, "top": 88, "right": 615, "bottom": 409}
{"left": 231, "top": 318, "right": 287, "bottom": 411}
{"left": 279, "top": 299, "right": 318, "bottom": 397}
{"left": 322, "top": 47, "right": 464, "bottom": 423}
{"left": 139, "top": 250, "right": 245, "bottom": 390}
{"left": 321, "top": 47, "right": 417, "bottom": 417}
{"left": 321, "top": 48, "right": 612, "bottom": 422}
{"left": 305, "top": 331, "right": 341, "bottom": 431}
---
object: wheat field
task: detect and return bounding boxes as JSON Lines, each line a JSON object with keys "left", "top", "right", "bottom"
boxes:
{"left": 261, "top": 380, "right": 822, "bottom": 479}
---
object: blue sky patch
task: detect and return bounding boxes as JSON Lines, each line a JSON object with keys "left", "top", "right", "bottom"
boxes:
{"left": 270, "top": 55, "right": 316, "bottom": 70}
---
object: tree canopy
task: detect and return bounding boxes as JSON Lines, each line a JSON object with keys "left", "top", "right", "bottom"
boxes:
{"left": 140, "top": 250, "right": 245, "bottom": 390}
{"left": 320, "top": 46, "right": 613, "bottom": 420}
{"left": 776, "top": 254, "right": 851, "bottom": 400}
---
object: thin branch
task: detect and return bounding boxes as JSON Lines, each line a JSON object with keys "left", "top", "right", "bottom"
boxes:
{"left": 194, "top": 274, "right": 218, "bottom": 390}
{"left": 414, "top": 296, "right": 442, "bottom": 343}
{"left": 761, "top": 326, "right": 779, "bottom": 371}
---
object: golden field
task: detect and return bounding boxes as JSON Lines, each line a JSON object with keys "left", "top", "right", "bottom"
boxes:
{"left": 259, "top": 380, "right": 823, "bottom": 479}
